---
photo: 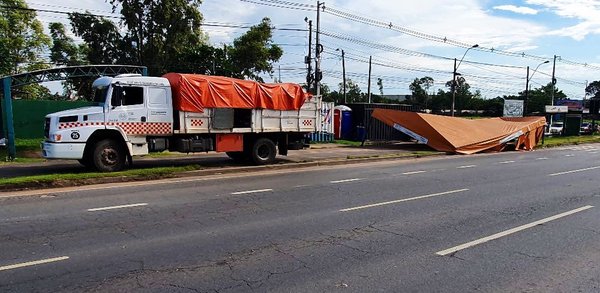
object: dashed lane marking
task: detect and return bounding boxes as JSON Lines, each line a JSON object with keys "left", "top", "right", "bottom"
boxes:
{"left": 499, "top": 161, "right": 515, "bottom": 164}
{"left": 402, "top": 171, "right": 427, "bottom": 175}
{"left": 457, "top": 165, "right": 477, "bottom": 169}
{"left": 548, "top": 166, "right": 600, "bottom": 177}
{"left": 87, "top": 203, "right": 148, "bottom": 212}
{"left": 340, "top": 188, "right": 469, "bottom": 212}
{"left": 436, "top": 206, "right": 594, "bottom": 256}
{"left": 231, "top": 189, "right": 273, "bottom": 195}
{"left": 0, "top": 256, "right": 69, "bottom": 272}
{"left": 330, "top": 178, "right": 363, "bottom": 184}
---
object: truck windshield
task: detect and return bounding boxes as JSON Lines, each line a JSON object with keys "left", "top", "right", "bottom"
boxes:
{"left": 93, "top": 87, "right": 108, "bottom": 105}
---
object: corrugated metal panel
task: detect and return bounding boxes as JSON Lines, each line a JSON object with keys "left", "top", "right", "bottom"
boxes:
{"left": 346, "top": 103, "right": 420, "bottom": 141}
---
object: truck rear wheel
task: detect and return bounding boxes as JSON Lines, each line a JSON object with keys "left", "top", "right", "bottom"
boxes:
{"left": 92, "top": 139, "right": 126, "bottom": 172}
{"left": 250, "top": 138, "right": 276, "bottom": 165}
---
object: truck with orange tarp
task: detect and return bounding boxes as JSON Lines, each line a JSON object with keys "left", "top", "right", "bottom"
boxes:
{"left": 42, "top": 73, "right": 318, "bottom": 171}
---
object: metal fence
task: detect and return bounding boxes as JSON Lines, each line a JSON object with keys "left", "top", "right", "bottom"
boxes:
{"left": 346, "top": 103, "right": 420, "bottom": 141}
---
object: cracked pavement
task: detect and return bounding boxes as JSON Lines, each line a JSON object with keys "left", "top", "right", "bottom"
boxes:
{"left": 1, "top": 145, "right": 600, "bottom": 292}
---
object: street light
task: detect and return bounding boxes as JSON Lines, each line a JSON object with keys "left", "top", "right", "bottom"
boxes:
{"left": 451, "top": 44, "right": 479, "bottom": 117}
{"left": 524, "top": 60, "right": 549, "bottom": 114}
{"left": 336, "top": 48, "right": 347, "bottom": 104}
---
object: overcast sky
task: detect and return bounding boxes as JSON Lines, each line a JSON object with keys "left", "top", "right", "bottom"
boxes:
{"left": 26, "top": 0, "right": 600, "bottom": 99}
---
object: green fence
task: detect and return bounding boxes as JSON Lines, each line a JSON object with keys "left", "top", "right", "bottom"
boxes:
{"left": 12, "top": 100, "right": 95, "bottom": 138}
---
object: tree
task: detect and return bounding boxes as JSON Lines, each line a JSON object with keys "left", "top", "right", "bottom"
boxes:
{"left": 69, "top": 12, "right": 135, "bottom": 65}
{"left": 0, "top": 0, "right": 51, "bottom": 75}
{"left": 445, "top": 76, "right": 473, "bottom": 114}
{"left": 409, "top": 76, "right": 434, "bottom": 107}
{"left": 228, "top": 18, "right": 283, "bottom": 81}
{"left": 338, "top": 79, "right": 363, "bottom": 103}
{"left": 526, "top": 83, "right": 567, "bottom": 114}
{"left": 377, "top": 78, "right": 384, "bottom": 96}
{"left": 109, "top": 0, "right": 208, "bottom": 75}
{"left": 586, "top": 80, "right": 600, "bottom": 99}
{"left": 49, "top": 22, "right": 85, "bottom": 66}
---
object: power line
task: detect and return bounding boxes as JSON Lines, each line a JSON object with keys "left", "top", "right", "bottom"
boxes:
{"left": 242, "top": 0, "right": 600, "bottom": 71}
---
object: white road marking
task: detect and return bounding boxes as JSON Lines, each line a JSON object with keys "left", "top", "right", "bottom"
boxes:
{"left": 436, "top": 205, "right": 594, "bottom": 256}
{"left": 499, "top": 160, "right": 515, "bottom": 164}
{"left": 330, "top": 178, "right": 363, "bottom": 184}
{"left": 536, "top": 157, "right": 549, "bottom": 160}
{"left": 457, "top": 165, "right": 477, "bottom": 169}
{"left": 402, "top": 170, "right": 427, "bottom": 175}
{"left": 340, "top": 188, "right": 469, "bottom": 212}
{"left": 0, "top": 256, "right": 69, "bottom": 272}
{"left": 87, "top": 203, "right": 148, "bottom": 212}
{"left": 548, "top": 166, "right": 600, "bottom": 177}
{"left": 231, "top": 189, "right": 273, "bottom": 195}
{"left": 590, "top": 152, "right": 598, "bottom": 154}
{"left": 565, "top": 154, "right": 574, "bottom": 157}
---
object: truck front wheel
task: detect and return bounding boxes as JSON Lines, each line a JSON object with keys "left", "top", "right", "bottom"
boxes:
{"left": 92, "top": 139, "right": 126, "bottom": 172}
{"left": 250, "top": 138, "right": 276, "bottom": 165}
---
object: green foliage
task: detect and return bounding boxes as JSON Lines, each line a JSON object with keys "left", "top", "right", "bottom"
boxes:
{"left": 49, "top": 22, "right": 85, "bottom": 66}
{"left": 526, "top": 82, "right": 567, "bottom": 114}
{"left": 585, "top": 80, "right": 600, "bottom": 99}
{"left": 0, "top": 0, "right": 51, "bottom": 75}
{"left": 377, "top": 78, "right": 384, "bottom": 96}
{"left": 409, "top": 76, "right": 434, "bottom": 108}
{"left": 228, "top": 17, "right": 283, "bottom": 81}
{"left": 69, "top": 12, "right": 135, "bottom": 64}
{"left": 108, "top": 0, "right": 207, "bottom": 75}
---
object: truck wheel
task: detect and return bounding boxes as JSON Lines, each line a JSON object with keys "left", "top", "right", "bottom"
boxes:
{"left": 92, "top": 139, "right": 126, "bottom": 172}
{"left": 226, "top": 151, "right": 246, "bottom": 162}
{"left": 250, "top": 138, "right": 276, "bottom": 165}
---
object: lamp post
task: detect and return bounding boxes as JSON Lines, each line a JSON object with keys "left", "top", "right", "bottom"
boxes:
{"left": 451, "top": 44, "right": 478, "bottom": 117}
{"left": 336, "top": 48, "right": 347, "bottom": 104}
{"left": 525, "top": 60, "right": 549, "bottom": 115}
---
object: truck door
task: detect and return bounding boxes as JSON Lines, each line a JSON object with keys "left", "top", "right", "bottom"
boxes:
{"left": 106, "top": 85, "right": 147, "bottom": 136}
{"left": 146, "top": 86, "right": 173, "bottom": 135}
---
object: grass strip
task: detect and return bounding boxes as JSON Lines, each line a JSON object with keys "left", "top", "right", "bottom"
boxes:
{"left": 0, "top": 165, "right": 201, "bottom": 189}
{"left": 541, "top": 134, "right": 600, "bottom": 148}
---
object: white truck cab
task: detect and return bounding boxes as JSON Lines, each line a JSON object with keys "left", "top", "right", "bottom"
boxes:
{"left": 43, "top": 74, "right": 318, "bottom": 171}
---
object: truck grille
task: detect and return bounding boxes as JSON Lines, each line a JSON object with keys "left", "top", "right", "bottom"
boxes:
{"left": 44, "top": 117, "right": 50, "bottom": 138}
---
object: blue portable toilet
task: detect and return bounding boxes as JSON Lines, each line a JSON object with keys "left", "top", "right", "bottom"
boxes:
{"left": 335, "top": 106, "right": 353, "bottom": 140}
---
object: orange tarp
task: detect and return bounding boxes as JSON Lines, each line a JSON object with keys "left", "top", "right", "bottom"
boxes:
{"left": 372, "top": 108, "right": 546, "bottom": 154}
{"left": 164, "top": 73, "right": 310, "bottom": 113}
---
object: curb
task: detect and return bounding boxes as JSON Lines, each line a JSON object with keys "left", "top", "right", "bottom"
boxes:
{"left": 0, "top": 152, "right": 446, "bottom": 193}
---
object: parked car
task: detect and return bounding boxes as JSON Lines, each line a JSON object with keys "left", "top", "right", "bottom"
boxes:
{"left": 549, "top": 121, "right": 564, "bottom": 135}
{"left": 580, "top": 122, "right": 598, "bottom": 134}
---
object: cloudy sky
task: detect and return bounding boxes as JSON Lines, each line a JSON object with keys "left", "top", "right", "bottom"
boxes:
{"left": 26, "top": 0, "right": 600, "bottom": 99}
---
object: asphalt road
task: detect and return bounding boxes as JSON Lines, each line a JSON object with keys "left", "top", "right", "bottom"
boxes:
{"left": 1, "top": 144, "right": 599, "bottom": 292}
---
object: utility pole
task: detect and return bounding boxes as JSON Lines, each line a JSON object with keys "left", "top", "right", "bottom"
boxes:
{"left": 305, "top": 18, "right": 313, "bottom": 93}
{"left": 341, "top": 49, "right": 347, "bottom": 104}
{"left": 525, "top": 66, "right": 530, "bottom": 115}
{"left": 315, "top": 2, "right": 323, "bottom": 97}
{"left": 278, "top": 64, "right": 281, "bottom": 83}
{"left": 551, "top": 55, "right": 557, "bottom": 106}
{"left": 451, "top": 58, "right": 457, "bottom": 116}
{"left": 367, "top": 55, "right": 372, "bottom": 103}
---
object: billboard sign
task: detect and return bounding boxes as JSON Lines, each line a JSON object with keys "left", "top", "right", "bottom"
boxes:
{"left": 545, "top": 105, "right": 568, "bottom": 113}
{"left": 503, "top": 99, "right": 524, "bottom": 117}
